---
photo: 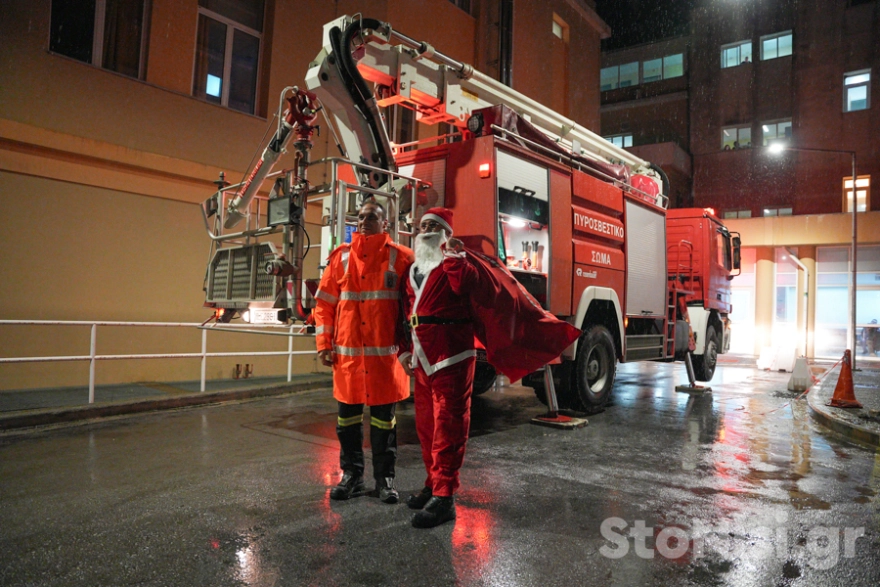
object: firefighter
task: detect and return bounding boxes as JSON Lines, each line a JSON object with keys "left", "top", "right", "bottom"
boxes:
{"left": 399, "top": 207, "right": 479, "bottom": 528}
{"left": 315, "top": 200, "right": 414, "bottom": 504}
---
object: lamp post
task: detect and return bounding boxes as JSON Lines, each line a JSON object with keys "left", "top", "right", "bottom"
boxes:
{"left": 768, "top": 143, "right": 858, "bottom": 368}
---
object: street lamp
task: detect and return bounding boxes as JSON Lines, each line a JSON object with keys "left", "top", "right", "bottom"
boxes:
{"left": 768, "top": 142, "right": 858, "bottom": 368}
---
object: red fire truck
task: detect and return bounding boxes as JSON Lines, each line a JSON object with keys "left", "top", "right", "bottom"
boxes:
{"left": 201, "top": 16, "right": 741, "bottom": 413}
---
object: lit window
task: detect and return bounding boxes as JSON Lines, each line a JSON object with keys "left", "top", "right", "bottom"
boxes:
{"left": 721, "top": 125, "right": 752, "bottom": 150}
{"left": 193, "top": 0, "right": 264, "bottom": 115}
{"left": 600, "top": 66, "right": 619, "bottom": 91}
{"left": 761, "top": 32, "right": 792, "bottom": 60}
{"left": 643, "top": 59, "right": 662, "bottom": 83}
{"left": 721, "top": 40, "right": 752, "bottom": 68}
{"left": 763, "top": 207, "right": 793, "bottom": 217}
{"left": 619, "top": 62, "right": 639, "bottom": 87}
{"left": 844, "top": 70, "right": 871, "bottom": 112}
{"left": 843, "top": 175, "right": 871, "bottom": 212}
{"left": 604, "top": 134, "right": 633, "bottom": 148}
{"left": 551, "top": 14, "right": 568, "bottom": 42}
{"left": 761, "top": 119, "right": 792, "bottom": 145}
{"left": 49, "top": 0, "right": 149, "bottom": 79}
{"left": 663, "top": 54, "right": 684, "bottom": 79}
{"left": 723, "top": 209, "right": 752, "bottom": 219}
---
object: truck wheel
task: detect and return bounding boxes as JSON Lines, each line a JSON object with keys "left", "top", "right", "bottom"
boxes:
{"left": 528, "top": 363, "right": 576, "bottom": 409}
{"left": 692, "top": 327, "right": 718, "bottom": 381}
{"left": 573, "top": 325, "right": 616, "bottom": 413}
{"left": 471, "top": 362, "right": 497, "bottom": 396}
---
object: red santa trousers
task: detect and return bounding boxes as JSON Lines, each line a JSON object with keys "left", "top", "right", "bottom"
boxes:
{"left": 413, "top": 356, "right": 475, "bottom": 497}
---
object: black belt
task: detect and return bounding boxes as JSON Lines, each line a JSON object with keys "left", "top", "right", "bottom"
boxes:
{"left": 409, "top": 315, "right": 470, "bottom": 327}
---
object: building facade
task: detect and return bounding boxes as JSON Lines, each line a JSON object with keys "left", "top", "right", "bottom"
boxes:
{"left": 600, "top": 0, "right": 880, "bottom": 362}
{"left": 0, "top": 0, "right": 610, "bottom": 390}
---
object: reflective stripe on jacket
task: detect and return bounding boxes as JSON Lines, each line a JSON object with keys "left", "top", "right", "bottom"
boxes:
{"left": 315, "top": 232, "right": 414, "bottom": 405}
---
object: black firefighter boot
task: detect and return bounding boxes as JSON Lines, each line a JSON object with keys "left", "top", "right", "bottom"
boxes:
{"left": 411, "top": 496, "right": 456, "bottom": 528}
{"left": 406, "top": 487, "right": 433, "bottom": 510}
{"left": 370, "top": 411, "right": 399, "bottom": 504}
{"left": 330, "top": 420, "right": 365, "bottom": 501}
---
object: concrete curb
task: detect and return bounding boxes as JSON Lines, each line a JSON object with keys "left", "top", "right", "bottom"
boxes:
{"left": 0, "top": 376, "right": 332, "bottom": 432}
{"left": 807, "top": 369, "right": 880, "bottom": 449}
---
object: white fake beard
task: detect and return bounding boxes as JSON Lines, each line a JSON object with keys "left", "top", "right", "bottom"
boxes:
{"left": 413, "top": 231, "right": 447, "bottom": 274}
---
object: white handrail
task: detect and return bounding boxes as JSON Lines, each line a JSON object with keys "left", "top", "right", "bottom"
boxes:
{"left": 0, "top": 320, "right": 318, "bottom": 402}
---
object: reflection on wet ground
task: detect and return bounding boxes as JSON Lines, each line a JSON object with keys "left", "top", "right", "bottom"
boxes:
{"left": 1, "top": 361, "right": 878, "bottom": 586}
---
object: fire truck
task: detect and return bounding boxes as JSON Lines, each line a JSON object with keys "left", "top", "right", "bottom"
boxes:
{"left": 200, "top": 15, "right": 741, "bottom": 413}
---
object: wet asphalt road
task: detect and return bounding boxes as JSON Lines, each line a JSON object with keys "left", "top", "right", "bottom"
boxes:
{"left": 1, "top": 362, "right": 878, "bottom": 587}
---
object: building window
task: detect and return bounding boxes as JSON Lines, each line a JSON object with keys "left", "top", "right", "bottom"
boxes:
{"left": 763, "top": 207, "right": 793, "bottom": 216}
{"left": 619, "top": 62, "right": 639, "bottom": 88}
{"left": 723, "top": 209, "right": 752, "bottom": 219}
{"left": 193, "top": 0, "right": 264, "bottom": 115}
{"left": 843, "top": 175, "right": 871, "bottom": 212}
{"left": 448, "top": 0, "right": 472, "bottom": 13}
{"left": 844, "top": 70, "right": 871, "bottom": 112}
{"left": 761, "top": 31, "right": 792, "bottom": 60}
{"left": 604, "top": 134, "right": 633, "bottom": 148}
{"left": 643, "top": 58, "right": 662, "bottom": 83}
{"left": 761, "top": 119, "right": 792, "bottom": 146}
{"left": 552, "top": 14, "right": 568, "bottom": 42}
{"left": 721, "top": 125, "right": 751, "bottom": 150}
{"left": 721, "top": 40, "right": 752, "bottom": 68}
{"left": 49, "top": 0, "right": 149, "bottom": 79}
{"left": 600, "top": 66, "right": 618, "bottom": 91}
{"left": 663, "top": 53, "right": 684, "bottom": 79}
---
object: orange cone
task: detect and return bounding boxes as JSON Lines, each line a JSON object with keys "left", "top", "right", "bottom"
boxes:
{"left": 827, "top": 350, "right": 862, "bottom": 408}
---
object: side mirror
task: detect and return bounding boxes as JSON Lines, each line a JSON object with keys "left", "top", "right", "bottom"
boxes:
{"left": 732, "top": 236, "right": 742, "bottom": 270}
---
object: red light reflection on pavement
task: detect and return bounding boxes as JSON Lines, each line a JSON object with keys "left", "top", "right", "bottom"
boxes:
{"left": 451, "top": 492, "right": 498, "bottom": 584}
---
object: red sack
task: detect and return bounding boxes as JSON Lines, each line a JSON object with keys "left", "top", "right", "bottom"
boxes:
{"left": 464, "top": 248, "right": 581, "bottom": 382}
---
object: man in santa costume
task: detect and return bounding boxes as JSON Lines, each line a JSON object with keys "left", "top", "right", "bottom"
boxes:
{"left": 399, "top": 206, "right": 582, "bottom": 528}
{"left": 399, "top": 207, "right": 481, "bottom": 528}
{"left": 315, "top": 200, "right": 414, "bottom": 504}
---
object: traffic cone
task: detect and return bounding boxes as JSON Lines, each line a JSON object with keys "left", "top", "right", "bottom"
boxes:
{"left": 827, "top": 350, "right": 862, "bottom": 408}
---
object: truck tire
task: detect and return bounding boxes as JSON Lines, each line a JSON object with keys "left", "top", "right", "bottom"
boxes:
{"left": 573, "top": 325, "right": 616, "bottom": 413}
{"left": 472, "top": 362, "right": 497, "bottom": 396}
{"left": 692, "top": 327, "right": 718, "bottom": 381}
{"left": 528, "top": 363, "right": 577, "bottom": 409}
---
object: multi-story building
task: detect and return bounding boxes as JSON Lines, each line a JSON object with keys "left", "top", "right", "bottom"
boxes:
{"left": 0, "top": 0, "right": 611, "bottom": 390}
{"left": 600, "top": 0, "right": 880, "bottom": 362}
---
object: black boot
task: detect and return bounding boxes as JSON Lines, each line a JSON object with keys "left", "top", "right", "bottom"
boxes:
{"left": 329, "top": 471, "right": 365, "bottom": 501}
{"left": 406, "top": 487, "right": 432, "bottom": 510}
{"left": 411, "top": 496, "right": 456, "bottom": 528}
{"left": 376, "top": 477, "right": 399, "bottom": 504}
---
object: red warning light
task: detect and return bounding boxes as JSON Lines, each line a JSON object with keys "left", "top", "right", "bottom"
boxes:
{"left": 478, "top": 163, "right": 491, "bottom": 178}
{"left": 705, "top": 207, "right": 716, "bottom": 217}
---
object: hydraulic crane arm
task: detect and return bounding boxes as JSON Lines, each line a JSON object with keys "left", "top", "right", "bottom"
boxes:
{"left": 304, "top": 15, "right": 658, "bottom": 188}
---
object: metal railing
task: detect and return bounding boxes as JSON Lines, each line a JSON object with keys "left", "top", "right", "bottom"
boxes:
{"left": 0, "top": 320, "right": 317, "bottom": 403}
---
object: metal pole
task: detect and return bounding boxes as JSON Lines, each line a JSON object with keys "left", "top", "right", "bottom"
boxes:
{"left": 851, "top": 153, "right": 858, "bottom": 370}
{"left": 89, "top": 323, "right": 97, "bottom": 403}
{"left": 200, "top": 328, "right": 207, "bottom": 392}
{"left": 288, "top": 324, "right": 294, "bottom": 382}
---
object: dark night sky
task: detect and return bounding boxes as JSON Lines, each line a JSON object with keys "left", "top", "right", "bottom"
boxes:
{"left": 594, "top": 0, "right": 696, "bottom": 50}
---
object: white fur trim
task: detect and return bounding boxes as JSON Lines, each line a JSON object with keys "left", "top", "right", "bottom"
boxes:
{"left": 421, "top": 213, "right": 452, "bottom": 235}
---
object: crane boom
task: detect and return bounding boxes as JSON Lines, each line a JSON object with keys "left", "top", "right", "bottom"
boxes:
{"left": 305, "top": 16, "right": 658, "bottom": 190}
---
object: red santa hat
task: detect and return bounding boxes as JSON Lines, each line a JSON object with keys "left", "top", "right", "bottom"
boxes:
{"left": 421, "top": 207, "right": 454, "bottom": 235}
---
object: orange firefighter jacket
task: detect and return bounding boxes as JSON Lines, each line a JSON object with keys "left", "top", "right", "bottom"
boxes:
{"left": 315, "top": 232, "right": 414, "bottom": 405}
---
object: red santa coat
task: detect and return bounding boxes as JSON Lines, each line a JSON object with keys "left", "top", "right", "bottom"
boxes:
{"left": 402, "top": 251, "right": 478, "bottom": 375}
